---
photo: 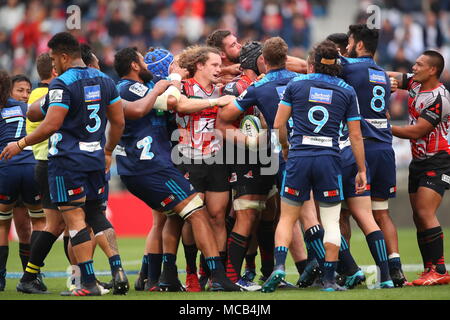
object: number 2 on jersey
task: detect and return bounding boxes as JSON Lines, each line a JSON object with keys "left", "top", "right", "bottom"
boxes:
{"left": 137, "top": 136, "right": 154, "bottom": 160}
{"left": 308, "top": 106, "right": 329, "bottom": 133}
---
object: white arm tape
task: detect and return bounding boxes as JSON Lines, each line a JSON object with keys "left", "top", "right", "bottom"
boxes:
{"left": 153, "top": 86, "right": 181, "bottom": 111}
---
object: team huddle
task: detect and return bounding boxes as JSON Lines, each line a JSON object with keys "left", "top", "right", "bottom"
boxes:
{"left": 0, "top": 22, "right": 449, "bottom": 296}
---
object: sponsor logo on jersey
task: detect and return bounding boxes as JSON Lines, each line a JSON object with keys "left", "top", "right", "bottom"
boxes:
{"left": 323, "top": 189, "right": 339, "bottom": 197}
{"left": 84, "top": 85, "right": 101, "bottom": 102}
{"left": 365, "top": 119, "right": 388, "bottom": 129}
{"left": 1, "top": 106, "right": 23, "bottom": 119}
{"left": 284, "top": 187, "right": 299, "bottom": 196}
{"left": 390, "top": 186, "right": 397, "bottom": 193}
{"left": 160, "top": 195, "right": 175, "bottom": 207}
{"left": 184, "top": 172, "right": 190, "bottom": 180}
{"left": 68, "top": 187, "right": 84, "bottom": 196}
{"left": 302, "top": 135, "right": 333, "bottom": 147}
{"left": 129, "top": 82, "right": 149, "bottom": 97}
{"left": 98, "top": 186, "right": 105, "bottom": 194}
{"left": 368, "top": 68, "right": 387, "bottom": 84}
{"left": 442, "top": 174, "right": 450, "bottom": 184}
{"left": 309, "top": 87, "right": 333, "bottom": 104}
{"left": 229, "top": 172, "right": 237, "bottom": 183}
{"left": 49, "top": 89, "right": 63, "bottom": 103}
{"left": 276, "top": 86, "right": 287, "bottom": 100}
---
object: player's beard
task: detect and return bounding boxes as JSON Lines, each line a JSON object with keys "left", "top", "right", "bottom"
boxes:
{"left": 227, "top": 53, "right": 240, "bottom": 64}
{"left": 139, "top": 69, "right": 153, "bottom": 83}
{"left": 348, "top": 46, "right": 358, "bottom": 58}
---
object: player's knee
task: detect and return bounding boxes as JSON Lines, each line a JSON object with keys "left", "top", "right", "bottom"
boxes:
{"left": 179, "top": 194, "right": 204, "bottom": 220}
{"left": 69, "top": 227, "right": 91, "bottom": 246}
{"left": 319, "top": 202, "right": 341, "bottom": 246}
{"left": 233, "top": 198, "right": 266, "bottom": 213}
{"left": 84, "top": 200, "right": 112, "bottom": 235}
{"left": 0, "top": 209, "right": 13, "bottom": 221}
{"left": 371, "top": 200, "right": 389, "bottom": 211}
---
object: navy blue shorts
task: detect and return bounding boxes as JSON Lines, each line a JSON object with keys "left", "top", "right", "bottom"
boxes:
{"left": 120, "top": 166, "right": 195, "bottom": 213}
{"left": 340, "top": 147, "right": 371, "bottom": 199}
{"left": 48, "top": 163, "right": 106, "bottom": 205}
{"left": 280, "top": 155, "right": 343, "bottom": 204}
{"left": 364, "top": 140, "right": 396, "bottom": 199}
{"left": 0, "top": 164, "right": 41, "bottom": 205}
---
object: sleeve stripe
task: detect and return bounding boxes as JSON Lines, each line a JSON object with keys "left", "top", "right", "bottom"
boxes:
{"left": 347, "top": 116, "right": 361, "bottom": 122}
{"left": 49, "top": 103, "right": 69, "bottom": 110}
{"left": 233, "top": 100, "right": 245, "bottom": 112}
{"left": 109, "top": 96, "right": 121, "bottom": 105}
{"left": 40, "top": 106, "right": 46, "bottom": 115}
{"left": 280, "top": 100, "right": 292, "bottom": 107}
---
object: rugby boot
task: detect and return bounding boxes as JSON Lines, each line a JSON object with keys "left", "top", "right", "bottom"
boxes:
{"left": 297, "top": 259, "right": 321, "bottom": 288}
{"left": 413, "top": 267, "right": 450, "bottom": 286}
{"left": 321, "top": 280, "right": 347, "bottom": 292}
{"left": 60, "top": 283, "right": 105, "bottom": 296}
{"left": 210, "top": 274, "right": 245, "bottom": 292}
{"left": 134, "top": 272, "right": 146, "bottom": 291}
{"left": 16, "top": 279, "right": 50, "bottom": 294}
{"left": 112, "top": 267, "right": 129, "bottom": 295}
{"left": 261, "top": 266, "right": 285, "bottom": 293}
{"left": 185, "top": 273, "right": 201, "bottom": 292}
{"left": 144, "top": 279, "right": 161, "bottom": 292}
{"left": 159, "top": 265, "right": 186, "bottom": 292}
{"left": 390, "top": 267, "right": 407, "bottom": 287}
{"left": 344, "top": 269, "right": 366, "bottom": 289}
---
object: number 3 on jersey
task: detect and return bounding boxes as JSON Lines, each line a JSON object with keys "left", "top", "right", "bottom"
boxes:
{"left": 308, "top": 106, "right": 329, "bottom": 133}
{"left": 137, "top": 136, "right": 154, "bottom": 160}
{"left": 86, "top": 104, "right": 101, "bottom": 133}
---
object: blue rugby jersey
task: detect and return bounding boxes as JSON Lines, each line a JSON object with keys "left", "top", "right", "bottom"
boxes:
{"left": 340, "top": 56, "right": 392, "bottom": 144}
{"left": 0, "top": 98, "right": 36, "bottom": 167}
{"left": 45, "top": 67, "right": 121, "bottom": 171}
{"left": 280, "top": 73, "right": 361, "bottom": 157}
{"left": 115, "top": 79, "right": 173, "bottom": 176}
{"left": 234, "top": 68, "right": 300, "bottom": 130}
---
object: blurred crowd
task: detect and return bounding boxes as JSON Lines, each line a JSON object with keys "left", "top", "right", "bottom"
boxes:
{"left": 0, "top": 0, "right": 449, "bottom": 121}
{"left": 0, "top": 0, "right": 331, "bottom": 82}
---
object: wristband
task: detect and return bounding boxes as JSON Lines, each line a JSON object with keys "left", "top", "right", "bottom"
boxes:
{"left": 17, "top": 137, "right": 27, "bottom": 150}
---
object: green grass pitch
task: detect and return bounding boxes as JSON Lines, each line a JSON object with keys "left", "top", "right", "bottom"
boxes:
{"left": 0, "top": 228, "right": 449, "bottom": 300}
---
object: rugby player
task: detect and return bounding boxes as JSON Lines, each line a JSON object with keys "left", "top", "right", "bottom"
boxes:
{"left": 389, "top": 50, "right": 450, "bottom": 285}
{"left": 0, "top": 71, "right": 44, "bottom": 291}
{"left": 340, "top": 24, "right": 406, "bottom": 286}
{"left": 113, "top": 46, "right": 242, "bottom": 292}
{"left": 9, "top": 74, "right": 46, "bottom": 272}
{"left": 175, "top": 46, "right": 233, "bottom": 289}
{"left": 1, "top": 32, "right": 125, "bottom": 296}
{"left": 217, "top": 40, "right": 305, "bottom": 290}
{"left": 266, "top": 40, "right": 366, "bottom": 292}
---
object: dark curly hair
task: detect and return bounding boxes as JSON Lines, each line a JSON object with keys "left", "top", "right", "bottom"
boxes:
{"left": 309, "top": 40, "right": 342, "bottom": 77}
{"left": 47, "top": 32, "right": 81, "bottom": 58}
{"left": 348, "top": 24, "right": 379, "bottom": 55}
{"left": 0, "top": 70, "right": 11, "bottom": 108}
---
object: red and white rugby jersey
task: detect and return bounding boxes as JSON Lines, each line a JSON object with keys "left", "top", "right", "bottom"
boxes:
{"left": 222, "top": 74, "right": 258, "bottom": 128}
{"left": 176, "top": 78, "right": 223, "bottom": 159}
{"left": 406, "top": 74, "right": 450, "bottom": 160}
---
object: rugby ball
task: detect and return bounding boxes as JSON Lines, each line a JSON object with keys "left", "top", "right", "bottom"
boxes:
{"left": 240, "top": 115, "right": 262, "bottom": 137}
